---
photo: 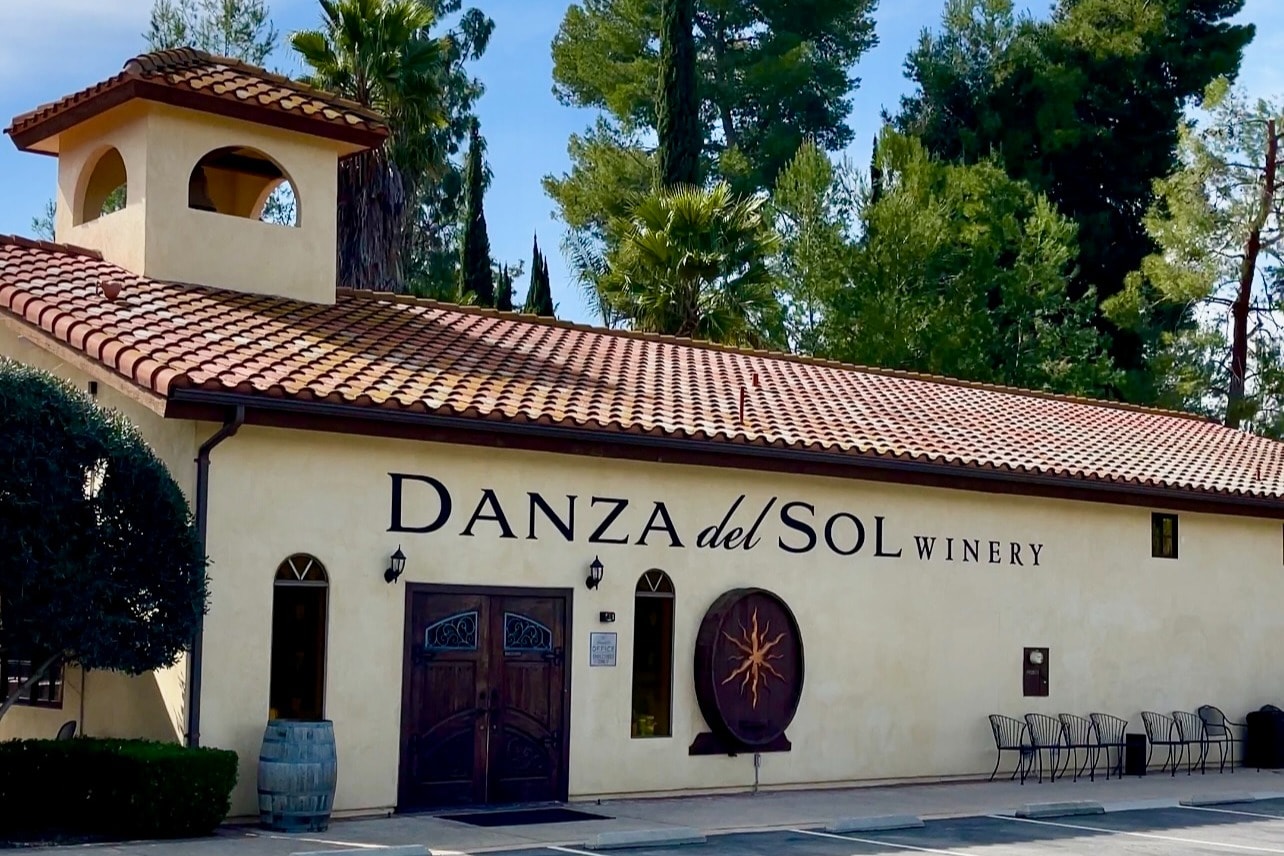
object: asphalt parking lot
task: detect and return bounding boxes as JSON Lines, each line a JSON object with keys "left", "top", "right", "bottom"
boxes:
{"left": 493, "top": 799, "right": 1284, "bottom": 856}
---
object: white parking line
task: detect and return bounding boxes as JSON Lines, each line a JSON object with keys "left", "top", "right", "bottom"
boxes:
{"left": 268, "top": 835, "right": 385, "bottom": 849}
{"left": 548, "top": 846, "right": 604, "bottom": 856}
{"left": 791, "top": 828, "right": 964, "bottom": 855}
{"left": 1183, "top": 805, "right": 1284, "bottom": 821}
{"left": 989, "top": 814, "right": 1284, "bottom": 853}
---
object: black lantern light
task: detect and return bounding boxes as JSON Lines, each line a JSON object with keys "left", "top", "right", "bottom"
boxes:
{"left": 586, "top": 555, "right": 604, "bottom": 590}
{"left": 384, "top": 546, "right": 407, "bottom": 584}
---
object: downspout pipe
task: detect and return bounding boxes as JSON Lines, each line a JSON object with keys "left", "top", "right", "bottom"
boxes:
{"left": 186, "top": 405, "right": 245, "bottom": 748}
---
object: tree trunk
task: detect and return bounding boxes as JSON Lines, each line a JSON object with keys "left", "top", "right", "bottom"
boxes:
{"left": 0, "top": 653, "right": 62, "bottom": 725}
{"left": 1227, "top": 118, "right": 1278, "bottom": 429}
{"left": 657, "top": 0, "right": 701, "bottom": 187}
{"left": 336, "top": 147, "right": 406, "bottom": 292}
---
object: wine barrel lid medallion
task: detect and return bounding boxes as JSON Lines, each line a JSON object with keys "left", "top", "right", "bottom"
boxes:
{"left": 690, "top": 588, "right": 804, "bottom": 755}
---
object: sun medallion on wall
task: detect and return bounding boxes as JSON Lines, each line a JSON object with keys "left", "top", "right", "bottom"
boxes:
{"left": 691, "top": 587, "right": 805, "bottom": 756}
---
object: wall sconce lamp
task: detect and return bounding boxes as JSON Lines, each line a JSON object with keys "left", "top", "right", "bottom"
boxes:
{"left": 586, "top": 555, "right": 604, "bottom": 590}
{"left": 384, "top": 546, "right": 407, "bottom": 584}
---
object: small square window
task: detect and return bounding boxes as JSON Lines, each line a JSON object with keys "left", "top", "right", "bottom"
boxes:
{"left": 1152, "top": 513, "right": 1178, "bottom": 559}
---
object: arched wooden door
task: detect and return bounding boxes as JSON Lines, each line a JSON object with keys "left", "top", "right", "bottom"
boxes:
{"left": 399, "top": 585, "right": 570, "bottom": 809}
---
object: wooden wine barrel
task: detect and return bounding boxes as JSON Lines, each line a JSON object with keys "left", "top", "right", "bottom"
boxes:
{"left": 257, "top": 719, "right": 338, "bottom": 833}
{"left": 694, "top": 588, "right": 805, "bottom": 749}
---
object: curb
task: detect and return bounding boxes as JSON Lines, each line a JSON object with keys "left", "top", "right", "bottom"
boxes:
{"left": 292, "top": 847, "right": 428, "bottom": 856}
{"left": 1016, "top": 801, "right": 1105, "bottom": 819}
{"left": 1181, "top": 793, "right": 1260, "bottom": 807}
{"left": 583, "top": 827, "right": 707, "bottom": 850}
{"left": 826, "top": 815, "right": 925, "bottom": 833}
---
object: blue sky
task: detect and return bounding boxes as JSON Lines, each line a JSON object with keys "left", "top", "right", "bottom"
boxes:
{"left": 0, "top": 0, "right": 1280, "bottom": 325}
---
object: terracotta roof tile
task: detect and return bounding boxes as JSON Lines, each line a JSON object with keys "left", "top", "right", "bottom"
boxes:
{"left": 6, "top": 48, "right": 387, "bottom": 150}
{"left": 2, "top": 236, "right": 1284, "bottom": 503}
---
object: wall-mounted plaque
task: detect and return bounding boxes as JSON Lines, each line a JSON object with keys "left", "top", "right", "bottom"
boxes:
{"left": 691, "top": 587, "right": 804, "bottom": 756}
{"left": 589, "top": 631, "right": 617, "bottom": 667}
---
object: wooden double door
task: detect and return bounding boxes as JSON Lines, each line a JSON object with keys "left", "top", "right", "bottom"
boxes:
{"left": 399, "top": 586, "right": 570, "bottom": 809}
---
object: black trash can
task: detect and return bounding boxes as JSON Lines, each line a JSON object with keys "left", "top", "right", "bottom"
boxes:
{"left": 1245, "top": 705, "right": 1284, "bottom": 768}
{"left": 1125, "top": 732, "right": 1147, "bottom": 776}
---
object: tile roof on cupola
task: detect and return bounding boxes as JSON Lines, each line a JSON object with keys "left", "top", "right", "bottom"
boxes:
{"left": 4, "top": 48, "right": 384, "bottom": 306}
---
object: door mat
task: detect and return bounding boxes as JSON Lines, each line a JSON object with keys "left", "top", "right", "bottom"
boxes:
{"left": 438, "top": 808, "right": 611, "bottom": 827}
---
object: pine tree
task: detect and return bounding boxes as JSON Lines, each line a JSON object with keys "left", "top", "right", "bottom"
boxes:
{"left": 460, "top": 120, "right": 494, "bottom": 306}
{"left": 656, "top": 0, "right": 700, "bottom": 187}
{"left": 496, "top": 265, "right": 514, "bottom": 312}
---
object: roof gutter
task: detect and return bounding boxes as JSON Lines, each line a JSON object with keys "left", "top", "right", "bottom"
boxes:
{"left": 166, "top": 389, "right": 1284, "bottom": 519}
{"left": 186, "top": 404, "right": 244, "bottom": 749}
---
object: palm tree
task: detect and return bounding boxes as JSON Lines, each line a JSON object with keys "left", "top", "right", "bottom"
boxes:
{"left": 291, "top": 0, "right": 450, "bottom": 292}
{"left": 601, "top": 182, "right": 784, "bottom": 347}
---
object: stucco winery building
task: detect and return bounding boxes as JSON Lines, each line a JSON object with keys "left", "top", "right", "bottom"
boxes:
{"left": 4, "top": 49, "right": 1284, "bottom": 818}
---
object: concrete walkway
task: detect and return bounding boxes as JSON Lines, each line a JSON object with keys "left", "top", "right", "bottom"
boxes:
{"left": 34, "top": 769, "right": 1284, "bottom": 855}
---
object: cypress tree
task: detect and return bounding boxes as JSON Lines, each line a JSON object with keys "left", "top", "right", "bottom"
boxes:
{"left": 526, "top": 233, "right": 544, "bottom": 312}
{"left": 460, "top": 120, "right": 494, "bottom": 306}
{"left": 656, "top": 0, "right": 700, "bottom": 187}
{"left": 496, "top": 265, "right": 514, "bottom": 312}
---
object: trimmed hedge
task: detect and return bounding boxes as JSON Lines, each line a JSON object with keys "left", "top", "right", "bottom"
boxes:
{"left": 0, "top": 738, "right": 238, "bottom": 840}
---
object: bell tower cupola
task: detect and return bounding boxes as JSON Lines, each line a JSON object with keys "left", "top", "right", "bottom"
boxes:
{"left": 4, "top": 48, "right": 387, "bottom": 304}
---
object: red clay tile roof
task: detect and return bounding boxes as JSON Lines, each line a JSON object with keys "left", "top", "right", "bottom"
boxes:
{"left": 5, "top": 48, "right": 387, "bottom": 152}
{"left": 3, "top": 235, "right": 1284, "bottom": 504}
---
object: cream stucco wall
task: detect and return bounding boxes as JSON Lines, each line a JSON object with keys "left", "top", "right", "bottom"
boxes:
{"left": 53, "top": 102, "right": 349, "bottom": 304}
{"left": 192, "top": 424, "right": 1284, "bottom": 818}
{"left": 0, "top": 326, "right": 197, "bottom": 745}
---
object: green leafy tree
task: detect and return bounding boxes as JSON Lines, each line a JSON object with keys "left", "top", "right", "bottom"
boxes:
{"left": 0, "top": 360, "right": 206, "bottom": 724}
{"left": 769, "top": 138, "right": 858, "bottom": 354}
{"left": 824, "top": 131, "right": 1118, "bottom": 396}
{"left": 599, "top": 182, "right": 783, "bottom": 346}
{"left": 292, "top": 0, "right": 451, "bottom": 292}
{"left": 401, "top": 0, "right": 495, "bottom": 296}
{"left": 546, "top": 0, "right": 877, "bottom": 260}
{"left": 1107, "top": 79, "right": 1283, "bottom": 433}
{"left": 146, "top": 0, "right": 278, "bottom": 64}
{"left": 459, "top": 120, "right": 493, "bottom": 306}
{"left": 895, "top": 0, "right": 1254, "bottom": 400}
{"left": 657, "top": 0, "right": 700, "bottom": 187}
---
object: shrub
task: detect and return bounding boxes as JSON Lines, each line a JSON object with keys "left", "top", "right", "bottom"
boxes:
{"left": 0, "top": 738, "right": 238, "bottom": 840}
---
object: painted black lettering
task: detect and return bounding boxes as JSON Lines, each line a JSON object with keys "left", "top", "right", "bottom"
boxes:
{"left": 946, "top": 537, "right": 955, "bottom": 561}
{"left": 824, "top": 512, "right": 866, "bottom": 556}
{"left": 1030, "top": 543, "right": 1043, "bottom": 566}
{"left": 742, "top": 498, "right": 778, "bottom": 550}
{"left": 778, "top": 501, "right": 817, "bottom": 554}
{"left": 963, "top": 539, "right": 980, "bottom": 562}
{"left": 722, "top": 528, "right": 746, "bottom": 549}
{"left": 1010, "top": 542, "right": 1024, "bottom": 566}
{"left": 698, "top": 495, "right": 745, "bottom": 548}
{"left": 388, "top": 473, "right": 452, "bottom": 534}
{"left": 914, "top": 536, "right": 936, "bottom": 560}
{"left": 461, "top": 489, "right": 516, "bottom": 538}
{"left": 636, "top": 501, "right": 684, "bottom": 547}
{"left": 875, "top": 516, "right": 902, "bottom": 558}
{"left": 989, "top": 540, "right": 1001, "bottom": 563}
{"left": 589, "top": 497, "right": 631, "bottom": 544}
{"left": 527, "top": 493, "right": 576, "bottom": 541}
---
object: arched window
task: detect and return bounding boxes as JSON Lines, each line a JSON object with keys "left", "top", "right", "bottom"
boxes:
{"left": 188, "top": 146, "right": 299, "bottom": 226}
{"left": 631, "top": 569, "right": 674, "bottom": 738}
{"left": 76, "top": 147, "right": 127, "bottom": 225}
{"left": 269, "top": 554, "right": 328, "bottom": 720}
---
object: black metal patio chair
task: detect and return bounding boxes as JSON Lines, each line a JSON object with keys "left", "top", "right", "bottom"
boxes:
{"left": 988, "top": 714, "right": 1033, "bottom": 783}
{"left": 1090, "top": 712, "right": 1128, "bottom": 780}
{"left": 1058, "top": 713, "right": 1100, "bottom": 782}
{"left": 1141, "top": 710, "right": 1186, "bottom": 775}
{"left": 1198, "top": 704, "right": 1244, "bottom": 773}
{"left": 1024, "top": 713, "right": 1066, "bottom": 784}
{"left": 1173, "top": 710, "right": 1209, "bottom": 775}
